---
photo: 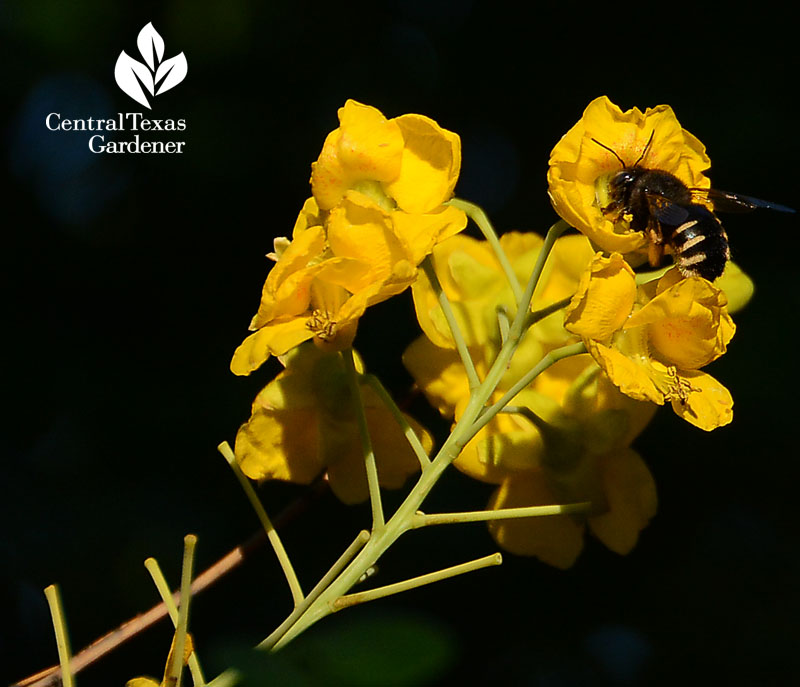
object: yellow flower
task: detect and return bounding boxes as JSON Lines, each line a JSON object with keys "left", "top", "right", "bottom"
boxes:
{"left": 234, "top": 343, "right": 431, "bottom": 505}
{"left": 231, "top": 195, "right": 453, "bottom": 376}
{"left": 547, "top": 95, "right": 711, "bottom": 256}
{"left": 565, "top": 253, "right": 736, "bottom": 430}
{"left": 310, "top": 100, "right": 466, "bottom": 265}
{"left": 311, "top": 99, "right": 462, "bottom": 215}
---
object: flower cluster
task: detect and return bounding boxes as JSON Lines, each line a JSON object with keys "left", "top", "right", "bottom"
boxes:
{"left": 231, "top": 100, "right": 466, "bottom": 376}
{"left": 228, "top": 96, "right": 754, "bottom": 570}
{"left": 235, "top": 343, "right": 431, "bottom": 504}
{"left": 230, "top": 100, "right": 461, "bottom": 498}
{"left": 548, "top": 96, "right": 752, "bottom": 430}
{"left": 403, "top": 232, "right": 658, "bottom": 567}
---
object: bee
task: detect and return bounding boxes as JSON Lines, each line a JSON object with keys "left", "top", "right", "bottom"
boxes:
{"left": 592, "top": 132, "right": 794, "bottom": 281}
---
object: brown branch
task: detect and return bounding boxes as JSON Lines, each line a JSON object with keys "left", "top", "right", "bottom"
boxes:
{"left": 12, "top": 479, "right": 329, "bottom": 687}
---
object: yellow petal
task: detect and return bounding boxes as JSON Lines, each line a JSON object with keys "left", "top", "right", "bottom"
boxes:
{"left": 327, "top": 192, "right": 406, "bottom": 280}
{"left": 487, "top": 475, "right": 585, "bottom": 569}
{"left": 715, "top": 261, "right": 755, "bottom": 314}
{"left": 411, "top": 234, "right": 502, "bottom": 348}
{"left": 384, "top": 113, "right": 461, "bottom": 213}
{"left": 588, "top": 448, "right": 657, "bottom": 555}
{"left": 320, "top": 397, "right": 426, "bottom": 504}
{"left": 670, "top": 370, "right": 733, "bottom": 430}
{"left": 390, "top": 204, "right": 468, "bottom": 265}
{"left": 231, "top": 318, "right": 314, "bottom": 376}
{"left": 234, "top": 407, "right": 323, "bottom": 483}
{"left": 455, "top": 401, "right": 545, "bottom": 484}
{"left": 310, "top": 100, "right": 404, "bottom": 211}
{"left": 564, "top": 252, "right": 636, "bottom": 341}
{"left": 627, "top": 276, "right": 735, "bottom": 369}
{"left": 586, "top": 339, "right": 664, "bottom": 405}
{"left": 291, "top": 196, "right": 325, "bottom": 239}
{"left": 402, "top": 335, "right": 470, "bottom": 417}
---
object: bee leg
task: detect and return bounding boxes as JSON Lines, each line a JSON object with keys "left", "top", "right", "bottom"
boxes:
{"left": 647, "top": 227, "right": 664, "bottom": 267}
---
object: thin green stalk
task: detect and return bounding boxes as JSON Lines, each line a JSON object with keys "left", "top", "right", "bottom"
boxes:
{"left": 260, "top": 530, "right": 370, "bottom": 651}
{"left": 421, "top": 256, "right": 480, "bottom": 390}
{"left": 43, "top": 585, "right": 73, "bottom": 687}
{"left": 144, "top": 554, "right": 205, "bottom": 687}
{"left": 448, "top": 198, "right": 523, "bottom": 302}
{"left": 332, "top": 553, "right": 503, "bottom": 611}
{"left": 526, "top": 295, "right": 573, "bottom": 327}
{"left": 342, "top": 348, "right": 384, "bottom": 530}
{"left": 473, "top": 341, "right": 586, "bottom": 435}
{"left": 363, "top": 373, "right": 431, "bottom": 469}
{"left": 218, "top": 442, "right": 304, "bottom": 606}
{"left": 170, "top": 535, "right": 197, "bottom": 687}
{"left": 412, "top": 502, "right": 592, "bottom": 527}
{"left": 497, "top": 306, "right": 511, "bottom": 344}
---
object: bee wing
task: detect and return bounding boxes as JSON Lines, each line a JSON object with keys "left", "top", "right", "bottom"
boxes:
{"left": 689, "top": 188, "right": 796, "bottom": 214}
{"left": 645, "top": 193, "right": 690, "bottom": 225}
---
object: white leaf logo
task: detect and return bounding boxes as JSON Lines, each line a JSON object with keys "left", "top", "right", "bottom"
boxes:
{"left": 114, "top": 23, "right": 187, "bottom": 108}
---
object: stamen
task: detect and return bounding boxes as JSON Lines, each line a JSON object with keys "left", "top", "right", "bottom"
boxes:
{"left": 307, "top": 310, "right": 337, "bottom": 341}
{"left": 655, "top": 366, "right": 699, "bottom": 406}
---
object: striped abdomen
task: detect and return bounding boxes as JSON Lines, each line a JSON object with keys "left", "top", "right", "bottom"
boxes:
{"left": 666, "top": 207, "right": 730, "bottom": 281}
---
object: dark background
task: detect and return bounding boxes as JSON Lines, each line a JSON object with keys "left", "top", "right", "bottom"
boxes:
{"left": 3, "top": 1, "right": 798, "bottom": 685}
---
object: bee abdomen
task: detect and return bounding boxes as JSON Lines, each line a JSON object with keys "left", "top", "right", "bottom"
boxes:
{"left": 670, "top": 217, "right": 730, "bottom": 281}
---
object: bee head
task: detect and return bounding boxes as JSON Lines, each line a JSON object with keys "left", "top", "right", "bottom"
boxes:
{"left": 595, "top": 168, "right": 635, "bottom": 208}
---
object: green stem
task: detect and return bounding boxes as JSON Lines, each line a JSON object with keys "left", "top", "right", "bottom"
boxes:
{"left": 412, "top": 502, "right": 591, "bottom": 527}
{"left": 332, "top": 553, "right": 503, "bottom": 610}
{"left": 497, "top": 306, "right": 511, "bottom": 344}
{"left": 421, "top": 256, "right": 480, "bottom": 391}
{"left": 473, "top": 342, "right": 586, "bottom": 435}
{"left": 260, "top": 530, "right": 370, "bottom": 651}
{"left": 144, "top": 555, "right": 205, "bottom": 687}
{"left": 363, "top": 373, "right": 431, "bottom": 469}
{"left": 43, "top": 585, "right": 73, "bottom": 687}
{"left": 447, "top": 198, "right": 523, "bottom": 303}
{"left": 218, "top": 442, "right": 304, "bottom": 606}
{"left": 526, "top": 295, "right": 573, "bottom": 327}
{"left": 171, "top": 535, "right": 197, "bottom": 687}
{"left": 342, "top": 348, "right": 384, "bottom": 530}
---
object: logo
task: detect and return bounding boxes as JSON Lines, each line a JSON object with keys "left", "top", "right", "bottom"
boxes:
{"left": 114, "top": 23, "right": 188, "bottom": 109}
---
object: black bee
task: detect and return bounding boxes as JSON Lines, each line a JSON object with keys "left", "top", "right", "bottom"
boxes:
{"left": 592, "top": 133, "right": 794, "bottom": 281}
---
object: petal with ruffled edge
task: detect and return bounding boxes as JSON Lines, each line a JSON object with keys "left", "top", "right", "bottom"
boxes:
{"left": 585, "top": 339, "right": 664, "bottom": 405}
{"left": 671, "top": 369, "right": 733, "bottom": 431}
{"left": 326, "top": 191, "right": 408, "bottom": 285}
{"left": 384, "top": 113, "right": 462, "bottom": 214}
{"left": 310, "top": 100, "right": 404, "bottom": 211}
{"left": 390, "top": 204, "right": 468, "bottom": 266}
{"left": 564, "top": 252, "right": 636, "bottom": 342}
{"left": 626, "top": 273, "right": 735, "bottom": 370}
{"left": 231, "top": 317, "right": 315, "bottom": 376}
